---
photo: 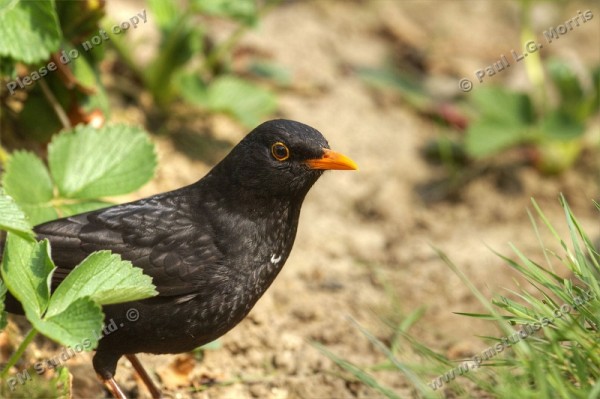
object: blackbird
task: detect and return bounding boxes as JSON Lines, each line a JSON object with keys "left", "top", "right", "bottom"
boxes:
{"left": 1, "top": 119, "right": 357, "bottom": 398}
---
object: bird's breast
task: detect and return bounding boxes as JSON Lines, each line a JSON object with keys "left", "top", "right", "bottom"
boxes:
{"left": 208, "top": 227, "right": 294, "bottom": 325}
{"left": 100, "top": 204, "right": 302, "bottom": 354}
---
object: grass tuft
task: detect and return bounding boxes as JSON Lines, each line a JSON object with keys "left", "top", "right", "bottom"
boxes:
{"left": 319, "top": 195, "right": 600, "bottom": 398}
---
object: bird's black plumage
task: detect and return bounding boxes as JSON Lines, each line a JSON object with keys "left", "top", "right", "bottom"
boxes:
{"left": 1, "top": 119, "right": 356, "bottom": 391}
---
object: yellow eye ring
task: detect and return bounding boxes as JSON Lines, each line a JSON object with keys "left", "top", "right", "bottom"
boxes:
{"left": 271, "top": 142, "right": 290, "bottom": 161}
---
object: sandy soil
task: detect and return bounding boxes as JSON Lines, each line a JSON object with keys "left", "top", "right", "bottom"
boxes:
{"left": 2, "top": 1, "right": 599, "bottom": 398}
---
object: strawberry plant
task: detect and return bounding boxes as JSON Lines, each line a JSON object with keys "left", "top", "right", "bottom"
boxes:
{"left": 0, "top": 124, "right": 159, "bottom": 397}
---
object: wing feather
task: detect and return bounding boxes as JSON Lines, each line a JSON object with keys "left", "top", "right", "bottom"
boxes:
{"left": 34, "top": 191, "right": 224, "bottom": 297}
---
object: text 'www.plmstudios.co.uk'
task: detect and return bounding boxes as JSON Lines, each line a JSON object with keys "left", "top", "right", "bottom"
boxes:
{"left": 428, "top": 289, "right": 597, "bottom": 391}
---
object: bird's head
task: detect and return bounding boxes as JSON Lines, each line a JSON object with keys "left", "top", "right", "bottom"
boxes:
{"left": 214, "top": 119, "right": 357, "bottom": 199}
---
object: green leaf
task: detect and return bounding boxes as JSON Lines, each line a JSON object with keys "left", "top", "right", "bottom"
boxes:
{"left": 0, "top": 1, "right": 19, "bottom": 13}
{"left": 178, "top": 73, "right": 209, "bottom": 105}
{"left": 203, "top": 75, "right": 277, "bottom": 127}
{"left": 357, "top": 67, "right": 431, "bottom": 110}
{"left": 465, "top": 121, "right": 529, "bottom": 157}
{"left": 197, "top": 339, "right": 222, "bottom": 351}
{"left": 249, "top": 61, "right": 292, "bottom": 86}
{"left": 30, "top": 296, "right": 103, "bottom": 348}
{"left": 46, "top": 251, "right": 157, "bottom": 318}
{"left": 0, "top": 55, "right": 16, "bottom": 77}
{"left": 69, "top": 45, "right": 111, "bottom": 117}
{"left": 0, "top": 187, "right": 35, "bottom": 240}
{"left": 538, "top": 111, "right": 585, "bottom": 141}
{"left": 56, "top": 200, "right": 111, "bottom": 218}
{"left": 55, "top": 0, "right": 105, "bottom": 44}
{"left": 471, "top": 87, "right": 534, "bottom": 126}
{"left": 2, "top": 151, "right": 54, "bottom": 204}
{"left": 147, "top": 0, "right": 180, "bottom": 29}
{"left": 547, "top": 59, "right": 584, "bottom": 107}
{"left": 0, "top": 279, "right": 7, "bottom": 330}
{"left": 18, "top": 92, "right": 63, "bottom": 142}
{"left": 53, "top": 366, "right": 73, "bottom": 398}
{"left": 0, "top": 0, "right": 62, "bottom": 63}
{"left": 192, "top": 0, "right": 259, "bottom": 26}
{"left": 48, "top": 124, "right": 157, "bottom": 199}
{"left": 1, "top": 236, "right": 55, "bottom": 319}
{"left": 146, "top": 20, "right": 202, "bottom": 105}
{"left": 2, "top": 150, "right": 57, "bottom": 225}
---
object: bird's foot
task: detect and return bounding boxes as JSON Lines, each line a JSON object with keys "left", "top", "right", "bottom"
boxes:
{"left": 101, "top": 376, "right": 127, "bottom": 399}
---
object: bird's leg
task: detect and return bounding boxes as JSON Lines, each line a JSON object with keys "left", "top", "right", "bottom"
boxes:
{"left": 126, "top": 354, "right": 163, "bottom": 399}
{"left": 101, "top": 376, "right": 127, "bottom": 399}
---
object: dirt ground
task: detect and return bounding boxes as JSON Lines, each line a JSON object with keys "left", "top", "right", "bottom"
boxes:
{"left": 3, "top": 1, "right": 599, "bottom": 398}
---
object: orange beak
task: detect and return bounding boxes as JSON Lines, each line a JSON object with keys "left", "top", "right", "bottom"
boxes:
{"left": 305, "top": 148, "right": 358, "bottom": 171}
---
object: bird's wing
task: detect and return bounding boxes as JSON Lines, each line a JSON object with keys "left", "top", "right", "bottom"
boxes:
{"left": 35, "top": 192, "right": 225, "bottom": 297}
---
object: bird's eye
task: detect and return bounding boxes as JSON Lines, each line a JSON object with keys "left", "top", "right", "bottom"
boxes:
{"left": 271, "top": 142, "right": 290, "bottom": 161}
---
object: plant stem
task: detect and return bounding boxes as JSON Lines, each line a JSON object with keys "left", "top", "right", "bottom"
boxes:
{"left": 145, "top": 16, "right": 190, "bottom": 106}
{"left": 0, "top": 145, "right": 8, "bottom": 167}
{"left": 520, "top": 0, "right": 546, "bottom": 114}
{"left": 101, "top": 19, "right": 144, "bottom": 81}
{"left": 39, "top": 80, "right": 71, "bottom": 130}
{"left": 203, "top": 0, "right": 282, "bottom": 74}
{"left": 203, "top": 23, "right": 249, "bottom": 74}
{"left": 0, "top": 328, "right": 38, "bottom": 379}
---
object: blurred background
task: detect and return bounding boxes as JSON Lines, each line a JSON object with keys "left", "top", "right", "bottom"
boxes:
{"left": 1, "top": 0, "right": 599, "bottom": 398}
